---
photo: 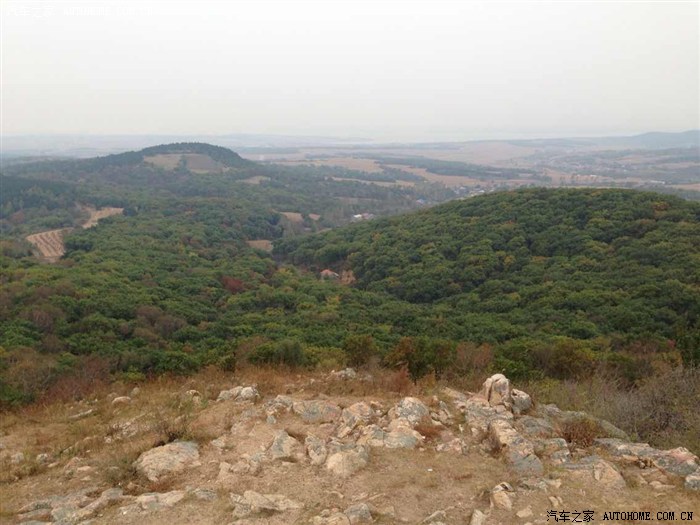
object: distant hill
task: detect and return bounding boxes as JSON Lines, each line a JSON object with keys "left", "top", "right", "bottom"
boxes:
{"left": 1, "top": 142, "right": 254, "bottom": 182}
{"left": 94, "top": 142, "right": 253, "bottom": 171}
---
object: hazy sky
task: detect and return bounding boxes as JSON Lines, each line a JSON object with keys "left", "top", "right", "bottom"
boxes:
{"left": 2, "top": 0, "right": 699, "bottom": 141}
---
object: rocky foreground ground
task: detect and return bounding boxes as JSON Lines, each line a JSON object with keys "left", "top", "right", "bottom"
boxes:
{"left": 1, "top": 371, "right": 698, "bottom": 524}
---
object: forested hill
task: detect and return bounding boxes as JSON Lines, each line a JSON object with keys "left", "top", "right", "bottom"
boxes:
{"left": 2, "top": 185, "right": 699, "bottom": 407}
{"left": 277, "top": 188, "right": 700, "bottom": 338}
{"left": 3, "top": 142, "right": 253, "bottom": 180}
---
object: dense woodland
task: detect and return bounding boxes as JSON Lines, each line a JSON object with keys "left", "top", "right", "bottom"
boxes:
{"left": 1, "top": 145, "right": 698, "bottom": 418}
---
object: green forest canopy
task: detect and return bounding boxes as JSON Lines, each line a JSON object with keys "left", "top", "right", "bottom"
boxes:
{"left": 1, "top": 149, "right": 699, "bottom": 405}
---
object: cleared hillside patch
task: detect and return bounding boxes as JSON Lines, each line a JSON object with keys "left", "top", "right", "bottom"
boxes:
{"left": 25, "top": 229, "right": 70, "bottom": 262}
{"left": 25, "top": 206, "right": 124, "bottom": 262}
{"left": 81, "top": 206, "right": 124, "bottom": 229}
{"left": 246, "top": 239, "right": 274, "bottom": 252}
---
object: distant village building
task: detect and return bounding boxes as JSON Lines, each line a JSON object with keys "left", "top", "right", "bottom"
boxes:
{"left": 351, "top": 213, "right": 375, "bottom": 222}
{"left": 320, "top": 269, "right": 340, "bottom": 280}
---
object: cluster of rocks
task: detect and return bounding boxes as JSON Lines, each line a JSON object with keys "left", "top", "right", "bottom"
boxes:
{"left": 9, "top": 372, "right": 700, "bottom": 525}
{"left": 16, "top": 486, "right": 126, "bottom": 524}
{"left": 452, "top": 374, "right": 700, "bottom": 491}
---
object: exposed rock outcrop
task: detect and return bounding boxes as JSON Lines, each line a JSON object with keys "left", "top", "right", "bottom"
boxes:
{"left": 133, "top": 441, "right": 200, "bottom": 482}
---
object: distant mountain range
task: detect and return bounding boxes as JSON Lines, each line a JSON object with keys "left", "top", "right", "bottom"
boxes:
{"left": 503, "top": 130, "right": 700, "bottom": 150}
{"left": 2, "top": 130, "right": 698, "bottom": 158}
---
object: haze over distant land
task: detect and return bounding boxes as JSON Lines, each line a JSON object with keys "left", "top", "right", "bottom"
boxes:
{"left": 1, "top": 1, "right": 698, "bottom": 141}
{"left": 2, "top": 130, "right": 699, "bottom": 159}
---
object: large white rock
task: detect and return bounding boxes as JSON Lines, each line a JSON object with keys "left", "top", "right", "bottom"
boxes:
{"left": 134, "top": 441, "right": 200, "bottom": 482}
{"left": 481, "top": 374, "right": 511, "bottom": 408}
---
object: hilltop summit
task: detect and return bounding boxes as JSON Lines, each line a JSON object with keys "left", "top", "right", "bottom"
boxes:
{"left": 83, "top": 142, "right": 253, "bottom": 173}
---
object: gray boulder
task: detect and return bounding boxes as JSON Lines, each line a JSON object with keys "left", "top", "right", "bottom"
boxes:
{"left": 133, "top": 441, "right": 200, "bottom": 482}
{"left": 268, "top": 430, "right": 304, "bottom": 462}
{"left": 489, "top": 418, "right": 544, "bottom": 477}
{"left": 305, "top": 434, "right": 328, "bottom": 465}
{"left": 293, "top": 400, "right": 342, "bottom": 423}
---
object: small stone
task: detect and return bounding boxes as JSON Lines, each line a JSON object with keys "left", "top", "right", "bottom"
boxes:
{"left": 112, "top": 396, "right": 131, "bottom": 405}
{"left": 490, "top": 490, "right": 512, "bottom": 510}
{"left": 423, "top": 509, "right": 447, "bottom": 522}
{"left": 649, "top": 480, "right": 675, "bottom": 491}
{"left": 190, "top": 487, "right": 217, "bottom": 501}
{"left": 331, "top": 368, "right": 357, "bottom": 380}
{"left": 344, "top": 502, "right": 373, "bottom": 523}
{"left": 548, "top": 496, "right": 563, "bottom": 506}
{"left": 470, "top": 509, "right": 487, "bottom": 525}
{"left": 517, "top": 507, "right": 533, "bottom": 518}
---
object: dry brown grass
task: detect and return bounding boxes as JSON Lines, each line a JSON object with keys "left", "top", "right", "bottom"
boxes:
{"left": 561, "top": 418, "right": 600, "bottom": 448}
{"left": 525, "top": 367, "right": 700, "bottom": 455}
{"left": 414, "top": 420, "right": 443, "bottom": 442}
{"left": 386, "top": 366, "right": 414, "bottom": 395}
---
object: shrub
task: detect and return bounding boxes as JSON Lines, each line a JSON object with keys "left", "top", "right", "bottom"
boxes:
{"left": 387, "top": 365, "right": 413, "bottom": 394}
{"left": 384, "top": 337, "right": 455, "bottom": 382}
{"left": 530, "top": 337, "right": 596, "bottom": 380}
{"left": 304, "top": 345, "right": 346, "bottom": 370}
{"left": 248, "top": 339, "right": 307, "bottom": 367}
{"left": 450, "top": 342, "right": 494, "bottom": 378}
{"left": 217, "top": 353, "right": 237, "bottom": 373}
{"left": 561, "top": 417, "right": 600, "bottom": 448}
{"left": 342, "top": 335, "right": 378, "bottom": 368}
{"left": 415, "top": 419, "right": 443, "bottom": 441}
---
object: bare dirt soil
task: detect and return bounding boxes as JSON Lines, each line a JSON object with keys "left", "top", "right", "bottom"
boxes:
{"left": 25, "top": 229, "right": 71, "bottom": 262}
